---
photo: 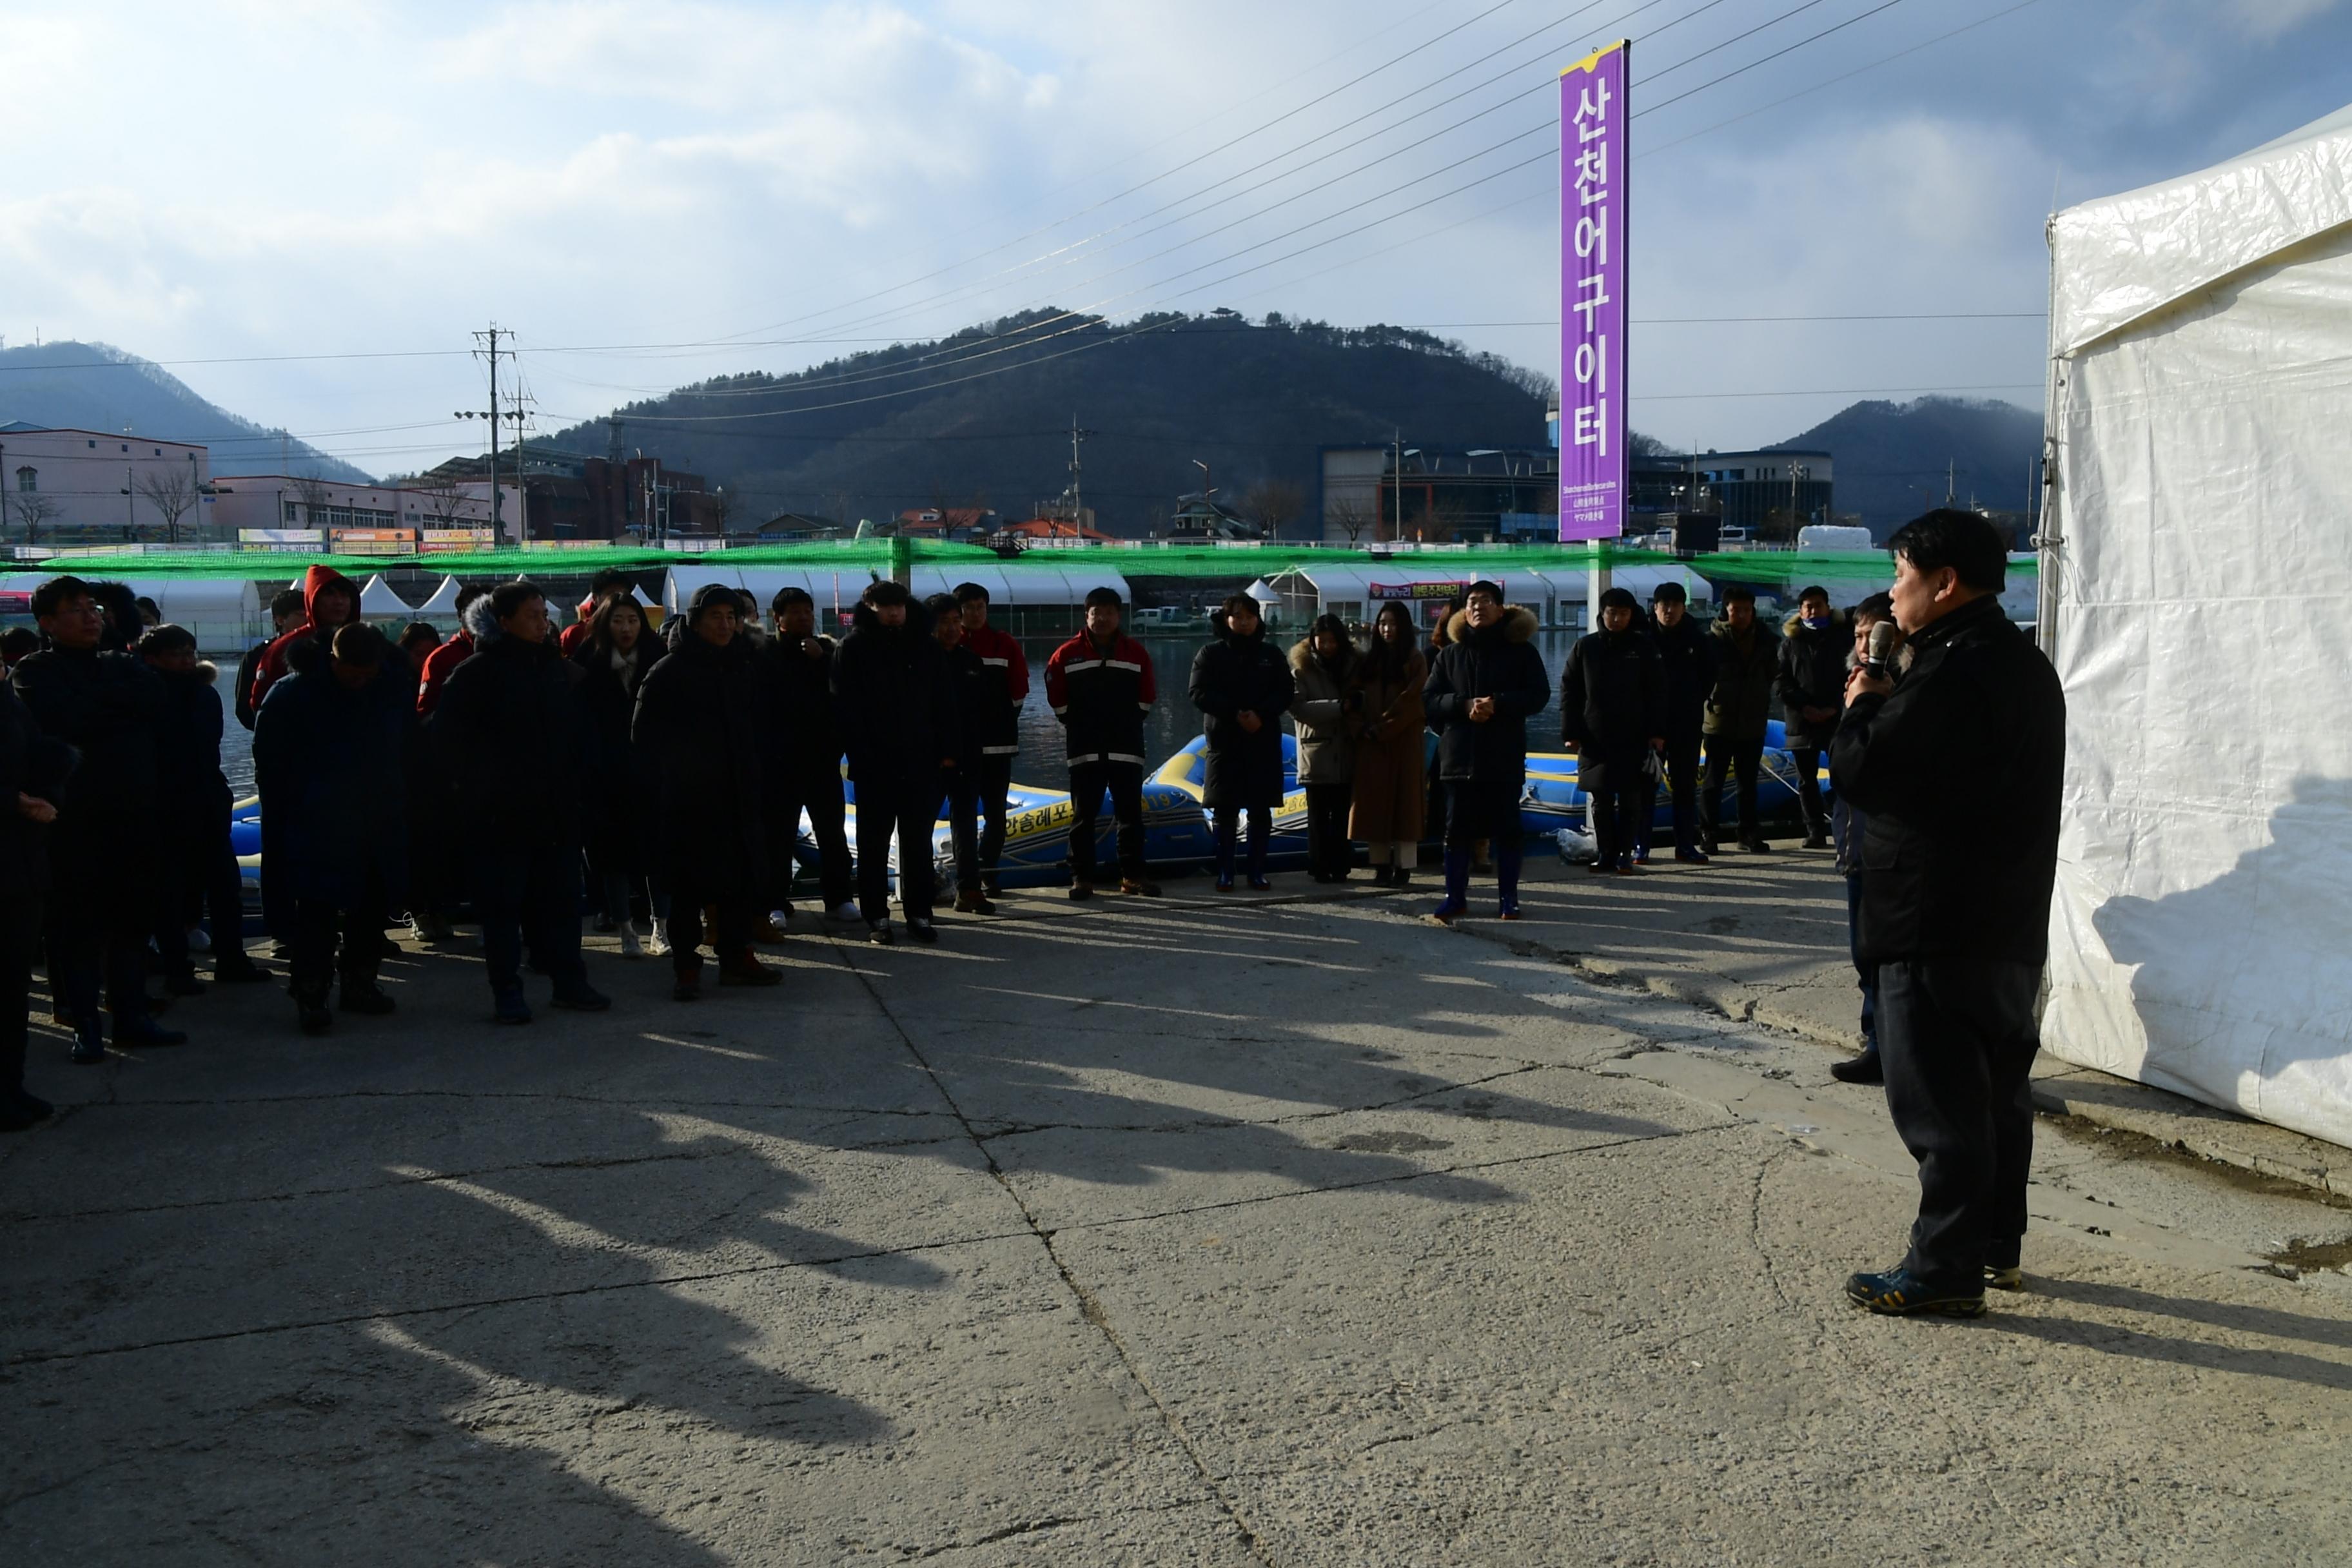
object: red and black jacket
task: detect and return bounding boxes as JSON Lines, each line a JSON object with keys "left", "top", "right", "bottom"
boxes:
{"left": 1044, "top": 631, "right": 1155, "bottom": 767}
{"left": 959, "top": 623, "right": 1028, "bottom": 758}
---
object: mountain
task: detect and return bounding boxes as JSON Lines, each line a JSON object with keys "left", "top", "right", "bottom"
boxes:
{"left": 544, "top": 309, "right": 1554, "bottom": 536}
{"left": 0, "top": 340, "right": 372, "bottom": 484}
{"left": 1769, "top": 396, "right": 2043, "bottom": 538}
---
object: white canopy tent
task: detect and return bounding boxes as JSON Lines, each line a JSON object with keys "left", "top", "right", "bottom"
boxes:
{"left": 357, "top": 574, "right": 413, "bottom": 620}
{"left": 2040, "top": 103, "right": 2352, "bottom": 1146}
{"left": 416, "top": 576, "right": 467, "bottom": 617}
{"left": 0, "top": 574, "right": 261, "bottom": 653}
{"left": 663, "top": 563, "right": 1133, "bottom": 625}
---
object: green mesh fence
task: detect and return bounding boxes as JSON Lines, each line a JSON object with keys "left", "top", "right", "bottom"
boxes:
{"left": 12, "top": 539, "right": 2030, "bottom": 589}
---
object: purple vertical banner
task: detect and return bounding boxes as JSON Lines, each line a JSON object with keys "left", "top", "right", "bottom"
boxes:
{"left": 1560, "top": 39, "right": 1629, "bottom": 543}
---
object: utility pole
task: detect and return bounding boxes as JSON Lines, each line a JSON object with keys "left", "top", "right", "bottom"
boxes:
{"left": 1067, "top": 413, "right": 1095, "bottom": 525}
{"left": 473, "top": 324, "right": 508, "bottom": 538}
{"left": 1946, "top": 458, "right": 1956, "bottom": 507}
{"left": 1391, "top": 429, "right": 1403, "bottom": 542}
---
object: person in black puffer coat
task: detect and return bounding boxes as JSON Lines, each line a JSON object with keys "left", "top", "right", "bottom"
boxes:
{"left": 830, "top": 579, "right": 956, "bottom": 943}
{"left": 12, "top": 574, "right": 181, "bottom": 1059}
{"left": 1188, "top": 593, "right": 1296, "bottom": 890}
{"left": 928, "top": 593, "right": 997, "bottom": 914}
{"left": 255, "top": 621, "right": 413, "bottom": 1034}
{"left": 761, "top": 587, "right": 855, "bottom": 924}
{"left": 1640, "top": 582, "right": 1716, "bottom": 864}
{"left": 1561, "top": 587, "right": 1666, "bottom": 875}
{"left": 1776, "top": 583, "right": 1847, "bottom": 848}
{"left": 1701, "top": 585, "right": 1781, "bottom": 854}
{"left": 138, "top": 625, "right": 268, "bottom": 992}
{"left": 632, "top": 582, "right": 776, "bottom": 997}
{"left": 427, "top": 580, "right": 608, "bottom": 1023}
{"left": 0, "top": 678, "right": 72, "bottom": 1129}
{"left": 1423, "top": 580, "right": 1549, "bottom": 921}
{"left": 572, "top": 592, "right": 665, "bottom": 959}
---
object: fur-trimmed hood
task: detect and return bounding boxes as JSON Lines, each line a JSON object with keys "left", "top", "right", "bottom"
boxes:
{"left": 1288, "top": 635, "right": 1355, "bottom": 680}
{"left": 1442, "top": 603, "right": 1538, "bottom": 645}
{"left": 1782, "top": 608, "right": 1845, "bottom": 639}
{"left": 461, "top": 591, "right": 502, "bottom": 647}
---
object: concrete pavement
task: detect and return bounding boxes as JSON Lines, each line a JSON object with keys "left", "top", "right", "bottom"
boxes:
{"left": 3, "top": 856, "right": 2349, "bottom": 1564}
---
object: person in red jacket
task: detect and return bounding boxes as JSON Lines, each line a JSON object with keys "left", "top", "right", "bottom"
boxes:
{"left": 247, "top": 564, "right": 360, "bottom": 712}
{"left": 558, "top": 568, "right": 636, "bottom": 657}
{"left": 415, "top": 583, "right": 487, "bottom": 716}
{"left": 952, "top": 581, "right": 1028, "bottom": 898}
{"left": 1043, "top": 587, "right": 1160, "bottom": 899}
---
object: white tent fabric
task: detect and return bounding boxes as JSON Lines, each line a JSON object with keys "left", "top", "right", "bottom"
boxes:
{"left": 0, "top": 574, "right": 260, "bottom": 652}
{"left": 2041, "top": 103, "right": 2352, "bottom": 1146}
{"left": 416, "top": 575, "right": 466, "bottom": 616}
{"left": 357, "top": 574, "right": 411, "bottom": 618}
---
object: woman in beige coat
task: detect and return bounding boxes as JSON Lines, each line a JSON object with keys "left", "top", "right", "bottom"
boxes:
{"left": 1348, "top": 601, "right": 1429, "bottom": 887}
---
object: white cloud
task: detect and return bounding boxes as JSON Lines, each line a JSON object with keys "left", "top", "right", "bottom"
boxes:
{"left": 2231, "top": 0, "right": 2347, "bottom": 41}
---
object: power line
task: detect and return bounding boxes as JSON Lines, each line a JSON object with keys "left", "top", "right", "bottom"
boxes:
{"left": 1634, "top": 381, "right": 2039, "bottom": 401}
{"left": 1636, "top": 0, "right": 1916, "bottom": 120}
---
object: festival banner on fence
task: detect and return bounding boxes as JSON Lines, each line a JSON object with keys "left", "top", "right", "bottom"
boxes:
{"left": 1367, "top": 580, "right": 1491, "bottom": 602}
{"left": 1560, "top": 39, "right": 1629, "bottom": 543}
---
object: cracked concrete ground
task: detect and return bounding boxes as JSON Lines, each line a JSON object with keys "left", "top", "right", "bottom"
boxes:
{"left": 5, "top": 856, "right": 2350, "bottom": 1565}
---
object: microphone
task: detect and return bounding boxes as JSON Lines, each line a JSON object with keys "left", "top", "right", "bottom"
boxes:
{"left": 1863, "top": 620, "right": 1896, "bottom": 680}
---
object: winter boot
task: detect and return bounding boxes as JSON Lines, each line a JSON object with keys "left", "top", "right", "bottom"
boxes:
{"left": 1431, "top": 850, "right": 1470, "bottom": 925}
{"left": 1496, "top": 841, "right": 1524, "bottom": 918}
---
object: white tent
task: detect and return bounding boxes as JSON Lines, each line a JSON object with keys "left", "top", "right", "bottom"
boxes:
{"left": 2040, "top": 104, "right": 2352, "bottom": 1145}
{"left": 357, "top": 574, "right": 412, "bottom": 620}
{"left": 416, "top": 576, "right": 467, "bottom": 616}
{"left": 0, "top": 573, "right": 260, "bottom": 654}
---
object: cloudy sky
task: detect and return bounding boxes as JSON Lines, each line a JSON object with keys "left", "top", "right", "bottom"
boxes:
{"left": 3, "top": 0, "right": 2348, "bottom": 475}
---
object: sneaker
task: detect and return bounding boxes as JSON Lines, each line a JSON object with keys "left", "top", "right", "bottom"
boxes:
{"left": 185, "top": 924, "right": 213, "bottom": 954}
{"left": 1067, "top": 881, "right": 1094, "bottom": 902}
{"left": 826, "top": 901, "right": 861, "bottom": 923}
{"left": 410, "top": 912, "right": 454, "bottom": 944}
{"left": 1740, "top": 838, "right": 1774, "bottom": 854}
{"left": 1633, "top": 847, "right": 1652, "bottom": 866}
{"left": 1615, "top": 858, "right": 1640, "bottom": 876}
{"left": 646, "top": 917, "right": 672, "bottom": 958}
{"left": 867, "top": 922, "right": 897, "bottom": 946}
{"left": 718, "top": 952, "right": 782, "bottom": 986}
{"left": 551, "top": 985, "right": 613, "bottom": 1011}
{"left": 1675, "top": 847, "right": 1712, "bottom": 865}
{"left": 338, "top": 983, "right": 397, "bottom": 1016}
{"left": 907, "top": 919, "right": 939, "bottom": 945}
{"left": 619, "top": 923, "right": 645, "bottom": 959}
{"left": 953, "top": 890, "right": 997, "bottom": 915}
{"left": 1429, "top": 900, "right": 1466, "bottom": 927}
{"left": 491, "top": 991, "right": 533, "bottom": 1026}
{"left": 70, "top": 1015, "right": 106, "bottom": 1065}
{"left": 1830, "top": 1044, "right": 1884, "bottom": 1084}
{"left": 1587, "top": 859, "right": 1615, "bottom": 876}
{"left": 1498, "top": 908, "right": 1524, "bottom": 921}
{"left": 1845, "top": 1266, "right": 1986, "bottom": 1318}
{"left": 213, "top": 956, "right": 272, "bottom": 985}
{"left": 1121, "top": 877, "right": 1162, "bottom": 897}
{"left": 1984, "top": 1265, "right": 2026, "bottom": 1293}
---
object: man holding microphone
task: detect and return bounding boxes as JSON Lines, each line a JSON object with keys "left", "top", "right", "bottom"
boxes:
{"left": 1831, "top": 511, "right": 2064, "bottom": 1317}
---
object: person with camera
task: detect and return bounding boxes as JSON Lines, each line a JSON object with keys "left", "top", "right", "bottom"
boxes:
{"left": 1832, "top": 511, "right": 2063, "bottom": 1318}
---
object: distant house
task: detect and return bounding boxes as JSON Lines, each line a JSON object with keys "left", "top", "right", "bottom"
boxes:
{"left": 1164, "top": 493, "right": 1259, "bottom": 541}
{"left": 895, "top": 507, "right": 1001, "bottom": 539}
{"left": 990, "top": 517, "right": 1112, "bottom": 545}
{"left": 749, "top": 511, "right": 843, "bottom": 539}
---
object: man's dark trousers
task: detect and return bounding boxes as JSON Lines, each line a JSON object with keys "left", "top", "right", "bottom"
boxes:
{"left": 1069, "top": 760, "right": 1145, "bottom": 885}
{"left": 1700, "top": 736, "right": 1763, "bottom": 845}
{"left": 944, "top": 770, "right": 983, "bottom": 894}
{"left": 1792, "top": 747, "right": 1829, "bottom": 839}
{"left": 975, "top": 753, "right": 1015, "bottom": 885}
{"left": 1877, "top": 957, "right": 2040, "bottom": 1285}
{"left": 854, "top": 774, "right": 937, "bottom": 923}
{"left": 773, "top": 767, "right": 853, "bottom": 910}
{"left": 475, "top": 841, "right": 588, "bottom": 997}
{"left": 1638, "top": 734, "right": 1701, "bottom": 857}
{"left": 289, "top": 872, "right": 389, "bottom": 1003}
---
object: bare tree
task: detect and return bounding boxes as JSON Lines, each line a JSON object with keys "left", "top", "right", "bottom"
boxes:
{"left": 1240, "top": 477, "right": 1305, "bottom": 539}
{"left": 1328, "top": 494, "right": 1373, "bottom": 544}
{"left": 289, "top": 473, "right": 333, "bottom": 529}
{"left": 133, "top": 466, "right": 199, "bottom": 544}
{"left": 7, "top": 492, "right": 62, "bottom": 547}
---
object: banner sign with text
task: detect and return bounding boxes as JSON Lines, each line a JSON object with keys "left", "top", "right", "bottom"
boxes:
{"left": 1367, "top": 580, "right": 1489, "bottom": 602}
{"left": 1560, "top": 39, "right": 1629, "bottom": 542}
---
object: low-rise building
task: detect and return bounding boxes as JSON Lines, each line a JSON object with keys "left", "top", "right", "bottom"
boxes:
{"left": 1318, "top": 445, "right": 1558, "bottom": 544}
{"left": 0, "top": 423, "right": 214, "bottom": 541}
{"left": 1629, "top": 449, "right": 1834, "bottom": 541}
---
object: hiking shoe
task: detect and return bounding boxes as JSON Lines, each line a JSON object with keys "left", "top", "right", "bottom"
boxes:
{"left": 1984, "top": 1265, "right": 2025, "bottom": 1293}
{"left": 1067, "top": 881, "right": 1095, "bottom": 902}
{"left": 718, "top": 954, "right": 781, "bottom": 986}
{"left": 1831, "top": 1044, "right": 1884, "bottom": 1084}
{"left": 907, "top": 918, "right": 939, "bottom": 945}
{"left": 1845, "top": 1266, "right": 1986, "bottom": 1318}
{"left": 338, "top": 983, "right": 397, "bottom": 1016}
{"left": 953, "top": 890, "right": 996, "bottom": 916}
{"left": 867, "top": 922, "right": 897, "bottom": 946}
{"left": 491, "top": 991, "right": 534, "bottom": 1026}
{"left": 551, "top": 985, "right": 613, "bottom": 1012}
{"left": 1121, "top": 877, "right": 1162, "bottom": 897}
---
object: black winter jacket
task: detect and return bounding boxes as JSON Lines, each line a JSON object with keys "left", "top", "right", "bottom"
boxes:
{"left": 760, "top": 632, "right": 843, "bottom": 790}
{"left": 153, "top": 663, "right": 234, "bottom": 827}
{"left": 12, "top": 643, "right": 164, "bottom": 852}
{"left": 1647, "top": 611, "right": 1715, "bottom": 742}
{"left": 633, "top": 627, "right": 767, "bottom": 894}
{"left": 573, "top": 635, "right": 665, "bottom": 870}
{"left": 831, "top": 602, "right": 956, "bottom": 787}
{"left": 253, "top": 663, "right": 411, "bottom": 930}
{"left": 1423, "top": 605, "right": 1551, "bottom": 784}
{"left": 1189, "top": 619, "right": 1296, "bottom": 809}
{"left": 1776, "top": 612, "right": 1849, "bottom": 750}
{"left": 0, "top": 682, "right": 72, "bottom": 901}
{"left": 1830, "top": 596, "right": 2064, "bottom": 965}
{"left": 1701, "top": 615, "right": 1779, "bottom": 740}
{"left": 1560, "top": 626, "right": 1665, "bottom": 753}
{"left": 939, "top": 640, "right": 994, "bottom": 774}
{"left": 427, "top": 606, "right": 594, "bottom": 848}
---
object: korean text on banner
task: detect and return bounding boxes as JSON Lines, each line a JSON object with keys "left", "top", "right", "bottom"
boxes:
{"left": 1560, "top": 39, "right": 1629, "bottom": 543}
